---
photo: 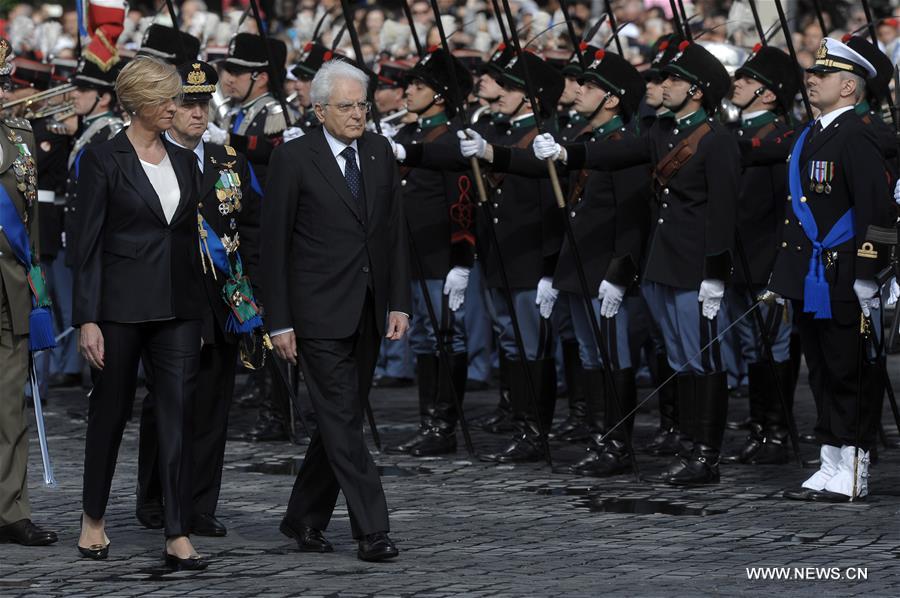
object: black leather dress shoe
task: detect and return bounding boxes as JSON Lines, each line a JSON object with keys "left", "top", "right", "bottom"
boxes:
{"left": 385, "top": 426, "right": 431, "bottom": 454}
{"left": 665, "top": 455, "right": 720, "bottom": 486}
{"left": 136, "top": 502, "right": 165, "bottom": 529}
{"left": 245, "top": 417, "right": 289, "bottom": 442}
{"left": 644, "top": 428, "right": 683, "bottom": 456}
{"left": 191, "top": 513, "right": 227, "bottom": 537}
{"left": 49, "top": 372, "right": 81, "bottom": 388}
{"left": 750, "top": 438, "right": 789, "bottom": 465}
{"left": 810, "top": 490, "right": 863, "bottom": 503}
{"left": 371, "top": 376, "right": 414, "bottom": 388}
{"left": 279, "top": 519, "right": 333, "bottom": 553}
{"left": 357, "top": 532, "right": 398, "bottom": 562}
{"left": 164, "top": 551, "right": 209, "bottom": 570}
{"left": 0, "top": 519, "right": 58, "bottom": 546}
{"left": 410, "top": 429, "right": 457, "bottom": 457}
{"left": 479, "top": 435, "right": 544, "bottom": 463}
{"left": 721, "top": 437, "right": 763, "bottom": 464}
{"left": 572, "top": 445, "right": 632, "bottom": 477}
{"left": 783, "top": 488, "right": 823, "bottom": 501}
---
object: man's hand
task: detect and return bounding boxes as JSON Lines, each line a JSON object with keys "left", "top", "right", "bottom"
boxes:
{"left": 888, "top": 277, "right": 900, "bottom": 308}
{"left": 283, "top": 126, "right": 305, "bottom": 142}
{"left": 79, "top": 323, "right": 105, "bottom": 370}
{"left": 854, "top": 279, "right": 880, "bottom": 317}
{"left": 271, "top": 329, "right": 298, "bottom": 365}
{"left": 698, "top": 279, "right": 725, "bottom": 320}
{"left": 388, "top": 137, "right": 407, "bottom": 161}
{"left": 894, "top": 179, "right": 900, "bottom": 205}
{"left": 533, "top": 133, "right": 565, "bottom": 162}
{"left": 386, "top": 311, "right": 409, "bottom": 340}
{"left": 443, "top": 266, "right": 470, "bottom": 312}
{"left": 203, "top": 122, "right": 227, "bottom": 145}
{"left": 458, "top": 128, "right": 488, "bottom": 159}
{"left": 597, "top": 280, "right": 626, "bottom": 318}
{"left": 536, "top": 277, "right": 559, "bottom": 319}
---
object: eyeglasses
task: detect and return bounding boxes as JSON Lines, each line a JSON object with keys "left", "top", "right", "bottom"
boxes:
{"left": 322, "top": 101, "right": 372, "bottom": 114}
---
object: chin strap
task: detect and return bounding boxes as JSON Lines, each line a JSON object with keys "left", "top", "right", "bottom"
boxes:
{"left": 736, "top": 85, "right": 768, "bottom": 113}
{"left": 668, "top": 84, "right": 698, "bottom": 116}
{"left": 585, "top": 93, "right": 611, "bottom": 124}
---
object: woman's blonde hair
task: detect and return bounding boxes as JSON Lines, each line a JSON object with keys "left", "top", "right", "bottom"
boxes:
{"left": 115, "top": 56, "right": 182, "bottom": 115}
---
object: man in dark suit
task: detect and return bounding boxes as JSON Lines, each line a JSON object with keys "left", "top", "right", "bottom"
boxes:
{"left": 262, "top": 59, "right": 410, "bottom": 562}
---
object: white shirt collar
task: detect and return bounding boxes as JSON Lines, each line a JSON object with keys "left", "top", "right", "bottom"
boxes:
{"left": 816, "top": 105, "right": 855, "bottom": 130}
{"left": 510, "top": 111, "right": 535, "bottom": 124}
{"left": 164, "top": 131, "right": 205, "bottom": 172}
{"left": 741, "top": 110, "right": 769, "bottom": 121}
{"left": 322, "top": 126, "right": 359, "bottom": 160}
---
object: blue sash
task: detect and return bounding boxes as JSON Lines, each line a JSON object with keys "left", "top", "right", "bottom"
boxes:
{"left": 199, "top": 215, "right": 263, "bottom": 333}
{"left": 788, "top": 124, "right": 855, "bottom": 319}
{"left": 0, "top": 185, "right": 55, "bottom": 350}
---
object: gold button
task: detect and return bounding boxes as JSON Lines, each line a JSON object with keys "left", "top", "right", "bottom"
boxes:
{"left": 781, "top": 242, "right": 787, "bottom": 248}
{"left": 800, "top": 196, "right": 807, "bottom": 203}
{"left": 796, "top": 246, "right": 802, "bottom": 251}
{"left": 784, "top": 219, "right": 790, "bottom": 225}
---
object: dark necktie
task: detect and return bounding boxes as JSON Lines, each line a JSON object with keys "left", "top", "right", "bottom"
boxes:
{"left": 809, "top": 120, "right": 823, "bottom": 141}
{"left": 341, "top": 146, "right": 361, "bottom": 200}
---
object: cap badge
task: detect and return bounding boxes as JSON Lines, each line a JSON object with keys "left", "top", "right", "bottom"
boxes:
{"left": 815, "top": 39, "right": 828, "bottom": 60}
{"left": 187, "top": 63, "right": 206, "bottom": 85}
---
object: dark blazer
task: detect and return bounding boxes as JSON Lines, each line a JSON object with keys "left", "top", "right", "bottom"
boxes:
{"left": 72, "top": 131, "right": 204, "bottom": 326}
{"left": 261, "top": 127, "right": 411, "bottom": 339}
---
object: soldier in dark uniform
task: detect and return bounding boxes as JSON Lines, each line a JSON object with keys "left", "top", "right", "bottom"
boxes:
{"left": 551, "top": 49, "right": 651, "bottom": 476}
{"left": 457, "top": 52, "right": 565, "bottom": 462}
{"left": 136, "top": 61, "right": 262, "bottom": 535}
{"left": 535, "top": 41, "right": 740, "bottom": 484}
{"left": 721, "top": 46, "right": 800, "bottom": 466}
{"left": 777, "top": 39, "right": 895, "bottom": 502}
{"left": 136, "top": 24, "right": 201, "bottom": 66}
{"left": 0, "top": 38, "right": 59, "bottom": 546}
{"left": 291, "top": 41, "right": 338, "bottom": 133}
{"left": 382, "top": 49, "right": 475, "bottom": 457}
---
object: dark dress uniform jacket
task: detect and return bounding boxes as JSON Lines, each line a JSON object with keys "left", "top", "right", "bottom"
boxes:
{"left": 567, "top": 112, "right": 741, "bottom": 290}
{"left": 33, "top": 116, "right": 70, "bottom": 260}
{"left": 72, "top": 132, "right": 204, "bottom": 326}
{"left": 261, "top": 127, "right": 411, "bottom": 339}
{"left": 197, "top": 143, "right": 261, "bottom": 343}
{"left": 551, "top": 121, "right": 650, "bottom": 294}
{"left": 733, "top": 113, "right": 791, "bottom": 287}
{"left": 0, "top": 117, "right": 39, "bottom": 336}
{"left": 394, "top": 118, "right": 475, "bottom": 279}
{"left": 770, "top": 109, "right": 894, "bottom": 306}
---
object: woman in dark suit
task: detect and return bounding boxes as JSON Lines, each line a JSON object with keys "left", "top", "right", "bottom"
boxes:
{"left": 73, "top": 56, "right": 207, "bottom": 570}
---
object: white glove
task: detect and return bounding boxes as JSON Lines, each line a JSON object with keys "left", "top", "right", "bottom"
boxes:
{"left": 457, "top": 128, "right": 487, "bottom": 158}
{"left": 698, "top": 279, "right": 725, "bottom": 320}
{"left": 597, "top": 280, "right": 626, "bottom": 318}
{"left": 533, "top": 132, "right": 565, "bottom": 161}
{"left": 380, "top": 121, "right": 399, "bottom": 139}
{"left": 894, "top": 179, "right": 900, "bottom": 205}
{"left": 854, "top": 278, "right": 880, "bottom": 317}
{"left": 443, "top": 267, "right": 470, "bottom": 312}
{"left": 536, "top": 277, "right": 559, "bottom": 319}
{"left": 888, "top": 277, "right": 900, "bottom": 308}
{"left": 388, "top": 138, "right": 407, "bottom": 161}
{"left": 282, "top": 126, "right": 305, "bottom": 142}
{"left": 203, "top": 122, "right": 227, "bottom": 145}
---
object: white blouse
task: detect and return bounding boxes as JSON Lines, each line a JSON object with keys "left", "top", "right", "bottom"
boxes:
{"left": 140, "top": 154, "right": 180, "bottom": 224}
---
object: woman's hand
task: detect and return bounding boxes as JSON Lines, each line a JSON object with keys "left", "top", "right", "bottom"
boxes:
{"left": 79, "top": 323, "right": 105, "bottom": 370}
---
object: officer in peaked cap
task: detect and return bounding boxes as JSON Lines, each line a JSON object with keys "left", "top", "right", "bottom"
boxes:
{"left": 775, "top": 38, "right": 894, "bottom": 503}
{"left": 535, "top": 39, "right": 741, "bottom": 483}
{"left": 374, "top": 59, "right": 411, "bottom": 120}
{"left": 137, "top": 24, "right": 201, "bottom": 65}
{"left": 136, "top": 59, "right": 263, "bottom": 536}
{"left": 722, "top": 45, "right": 799, "bottom": 466}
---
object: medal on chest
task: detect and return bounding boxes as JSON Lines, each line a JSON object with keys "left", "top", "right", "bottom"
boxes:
{"left": 808, "top": 160, "right": 834, "bottom": 195}
{"left": 212, "top": 158, "right": 243, "bottom": 216}
{"left": 7, "top": 130, "right": 37, "bottom": 216}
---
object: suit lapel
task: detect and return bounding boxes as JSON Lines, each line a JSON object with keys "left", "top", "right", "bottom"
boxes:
{"left": 309, "top": 128, "right": 362, "bottom": 221}
{"left": 358, "top": 134, "right": 377, "bottom": 222}
{"left": 801, "top": 111, "right": 849, "bottom": 164}
{"left": 110, "top": 132, "right": 168, "bottom": 225}
{"left": 199, "top": 144, "right": 220, "bottom": 200}
{"left": 0, "top": 130, "right": 17, "bottom": 175}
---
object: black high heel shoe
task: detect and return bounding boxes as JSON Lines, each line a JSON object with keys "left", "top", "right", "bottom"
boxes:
{"left": 77, "top": 516, "right": 110, "bottom": 560}
{"left": 163, "top": 550, "right": 209, "bottom": 571}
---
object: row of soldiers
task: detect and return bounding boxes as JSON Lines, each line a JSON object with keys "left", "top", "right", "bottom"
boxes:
{"left": 3, "top": 10, "right": 897, "bottom": 545}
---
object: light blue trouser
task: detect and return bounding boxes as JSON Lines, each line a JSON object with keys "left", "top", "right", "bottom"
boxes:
{"left": 568, "top": 291, "right": 632, "bottom": 370}
{"left": 724, "top": 286, "right": 792, "bottom": 365}
{"left": 463, "top": 261, "right": 493, "bottom": 382}
{"left": 409, "top": 278, "right": 468, "bottom": 355}
{"left": 490, "top": 288, "right": 554, "bottom": 361}
{"left": 642, "top": 281, "right": 728, "bottom": 375}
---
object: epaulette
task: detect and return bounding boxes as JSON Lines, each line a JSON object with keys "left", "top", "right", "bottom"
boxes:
{"left": 263, "top": 100, "right": 288, "bottom": 136}
{"left": 225, "top": 144, "right": 236, "bottom": 156}
{"left": 3, "top": 116, "right": 32, "bottom": 132}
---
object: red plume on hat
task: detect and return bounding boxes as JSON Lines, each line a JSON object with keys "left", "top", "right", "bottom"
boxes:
{"left": 594, "top": 49, "right": 605, "bottom": 61}
{"left": 83, "top": 0, "right": 126, "bottom": 71}
{"left": 579, "top": 41, "right": 588, "bottom": 51}
{"left": 678, "top": 40, "right": 690, "bottom": 51}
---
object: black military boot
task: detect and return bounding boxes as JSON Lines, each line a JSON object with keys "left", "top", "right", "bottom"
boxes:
{"left": 573, "top": 368, "right": 636, "bottom": 477}
{"left": 245, "top": 372, "right": 289, "bottom": 442}
{"left": 644, "top": 353, "right": 682, "bottom": 455}
{"left": 653, "top": 374, "right": 696, "bottom": 482}
{"left": 583, "top": 368, "right": 605, "bottom": 434}
{"left": 549, "top": 342, "right": 590, "bottom": 442}
{"left": 234, "top": 368, "right": 271, "bottom": 409}
{"left": 723, "top": 362, "right": 767, "bottom": 463}
{"left": 472, "top": 355, "right": 515, "bottom": 434}
{"left": 481, "top": 359, "right": 553, "bottom": 463}
{"left": 752, "top": 361, "right": 794, "bottom": 465}
{"left": 667, "top": 372, "right": 727, "bottom": 486}
{"left": 386, "top": 354, "right": 438, "bottom": 454}
{"left": 412, "top": 353, "right": 468, "bottom": 457}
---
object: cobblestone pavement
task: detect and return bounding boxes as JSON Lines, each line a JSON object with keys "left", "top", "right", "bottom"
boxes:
{"left": 4, "top": 359, "right": 900, "bottom": 597}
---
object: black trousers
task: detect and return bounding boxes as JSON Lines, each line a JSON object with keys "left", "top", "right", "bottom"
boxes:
{"left": 284, "top": 292, "right": 388, "bottom": 538}
{"left": 795, "top": 300, "right": 881, "bottom": 452}
{"left": 82, "top": 319, "right": 200, "bottom": 537}
{"left": 137, "top": 331, "right": 238, "bottom": 516}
